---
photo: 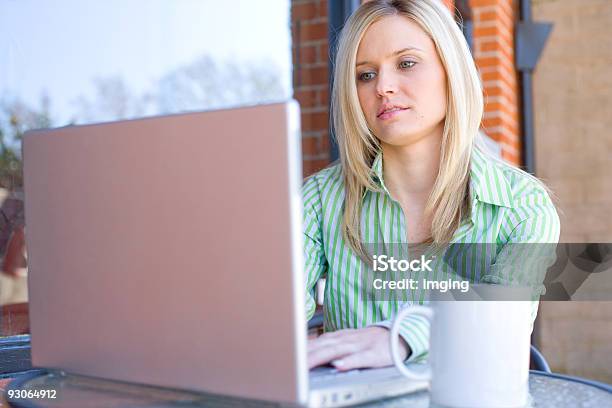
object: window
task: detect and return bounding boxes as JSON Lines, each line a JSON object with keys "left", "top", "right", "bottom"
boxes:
{"left": 0, "top": 0, "right": 292, "bottom": 371}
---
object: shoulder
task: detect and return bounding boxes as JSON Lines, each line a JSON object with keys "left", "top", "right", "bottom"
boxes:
{"left": 302, "top": 163, "right": 344, "bottom": 239}
{"left": 494, "top": 158, "right": 555, "bottom": 211}
{"left": 472, "top": 146, "right": 555, "bottom": 209}
{"left": 302, "top": 162, "right": 344, "bottom": 209}
{"left": 473, "top": 147, "right": 560, "bottom": 242}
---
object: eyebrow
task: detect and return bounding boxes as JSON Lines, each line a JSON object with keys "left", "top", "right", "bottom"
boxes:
{"left": 356, "top": 47, "right": 424, "bottom": 67}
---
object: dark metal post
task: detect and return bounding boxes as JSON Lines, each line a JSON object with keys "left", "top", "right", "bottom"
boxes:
{"left": 516, "top": 0, "right": 553, "bottom": 350}
{"left": 516, "top": 0, "right": 553, "bottom": 174}
{"left": 328, "top": 0, "right": 360, "bottom": 163}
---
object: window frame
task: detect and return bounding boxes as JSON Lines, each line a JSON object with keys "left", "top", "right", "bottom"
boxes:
{"left": 328, "top": 0, "right": 361, "bottom": 163}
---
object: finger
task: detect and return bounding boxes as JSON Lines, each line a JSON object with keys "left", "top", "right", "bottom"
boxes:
{"left": 308, "top": 342, "right": 355, "bottom": 369}
{"left": 317, "top": 329, "right": 353, "bottom": 340}
{"left": 321, "top": 329, "right": 357, "bottom": 338}
{"left": 307, "top": 330, "right": 356, "bottom": 354}
{"left": 308, "top": 336, "right": 338, "bottom": 354}
{"left": 331, "top": 349, "right": 384, "bottom": 371}
{"left": 308, "top": 340, "right": 363, "bottom": 369}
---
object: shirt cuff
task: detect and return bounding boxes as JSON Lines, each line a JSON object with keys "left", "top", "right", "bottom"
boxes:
{"left": 371, "top": 313, "right": 430, "bottom": 363}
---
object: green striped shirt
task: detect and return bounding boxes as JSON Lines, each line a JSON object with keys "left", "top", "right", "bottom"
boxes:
{"left": 302, "top": 146, "right": 560, "bottom": 362}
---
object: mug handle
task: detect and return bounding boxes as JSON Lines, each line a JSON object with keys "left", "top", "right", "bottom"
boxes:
{"left": 390, "top": 305, "right": 433, "bottom": 380}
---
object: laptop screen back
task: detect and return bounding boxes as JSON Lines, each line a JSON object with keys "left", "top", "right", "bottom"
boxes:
{"left": 23, "top": 101, "right": 308, "bottom": 404}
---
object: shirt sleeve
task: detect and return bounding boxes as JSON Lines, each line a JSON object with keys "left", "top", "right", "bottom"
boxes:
{"left": 371, "top": 312, "right": 430, "bottom": 363}
{"left": 302, "top": 176, "right": 328, "bottom": 321}
{"left": 480, "top": 178, "right": 561, "bottom": 329}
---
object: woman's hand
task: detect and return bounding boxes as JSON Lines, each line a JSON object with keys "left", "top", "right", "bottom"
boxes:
{"left": 308, "top": 326, "right": 410, "bottom": 371}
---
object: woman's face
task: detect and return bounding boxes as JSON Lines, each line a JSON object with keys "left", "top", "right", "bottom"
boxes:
{"left": 355, "top": 15, "right": 447, "bottom": 148}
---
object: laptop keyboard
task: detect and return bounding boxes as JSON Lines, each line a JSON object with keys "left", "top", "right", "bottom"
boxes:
{"left": 309, "top": 366, "right": 364, "bottom": 383}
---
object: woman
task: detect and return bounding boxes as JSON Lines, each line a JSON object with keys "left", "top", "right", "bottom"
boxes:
{"left": 304, "top": 0, "right": 559, "bottom": 371}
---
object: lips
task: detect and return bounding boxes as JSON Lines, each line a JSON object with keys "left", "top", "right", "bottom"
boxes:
{"left": 377, "top": 106, "right": 409, "bottom": 121}
{"left": 377, "top": 104, "right": 409, "bottom": 118}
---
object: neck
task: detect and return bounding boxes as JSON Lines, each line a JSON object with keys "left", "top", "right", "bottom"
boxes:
{"left": 380, "top": 132, "right": 442, "bottom": 203}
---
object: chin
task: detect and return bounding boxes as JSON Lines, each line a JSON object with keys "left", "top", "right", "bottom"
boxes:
{"left": 375, "top": 126, "right": 423, "bottom": 146}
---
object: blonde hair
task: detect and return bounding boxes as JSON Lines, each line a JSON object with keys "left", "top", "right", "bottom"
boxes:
{"left": 331, "top": 0, "right": 483, "bottom": 257}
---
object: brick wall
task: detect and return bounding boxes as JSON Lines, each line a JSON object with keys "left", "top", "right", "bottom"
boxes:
{"left": 469, "top": 0, "right": 521, "bottom": 165}
{"left": 291, "top": 0, "right": 331, "bottom": 177}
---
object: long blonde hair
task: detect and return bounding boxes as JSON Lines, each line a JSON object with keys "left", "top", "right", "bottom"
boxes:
{"left": 331, "top": 0, "right": 483, "bottom": 257}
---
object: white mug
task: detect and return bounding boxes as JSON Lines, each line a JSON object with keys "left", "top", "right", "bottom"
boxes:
{"left": 390, "top": 285, "right": 533, "bottom": 408}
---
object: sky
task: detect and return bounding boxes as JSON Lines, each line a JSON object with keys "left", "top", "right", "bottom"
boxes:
{"left": 0, "top": 0, "right": 292, "bottom": 124}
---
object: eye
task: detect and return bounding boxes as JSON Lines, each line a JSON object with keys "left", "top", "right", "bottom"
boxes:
{"left": 358, "top": 72, "right": 376, "bottom": 82}
{"left": 399, "top": 60, "right": 416, "bottom": 69}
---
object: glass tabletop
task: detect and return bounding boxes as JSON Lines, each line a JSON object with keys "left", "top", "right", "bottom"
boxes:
{"left": 4, "top": 369, "right": 612, "bottom": 408}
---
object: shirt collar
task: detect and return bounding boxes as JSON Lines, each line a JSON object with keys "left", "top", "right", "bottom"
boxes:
{"left": 369, "top": 147, "right": 514, "bottom": 208}
{"left": 469, "top": 147, "right": 514, "bottom": 208}
{"left": 370, "top": 152, "right": 392, "bottom": 196}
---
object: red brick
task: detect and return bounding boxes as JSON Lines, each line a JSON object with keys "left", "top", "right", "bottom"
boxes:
{"left": 502, "top": 150, "right": 519, "bottom": 165}
{"left": 476, "top": 46, "right": 514, "bottom": 65}
{"left": 481, "top": 74, "right": 517, "bottom": 94}
{"left": 482, "top": 116, "right": 504, "bottom": 129}
{"left": 479, "top": 40, "right": 496, "bottom": 52}
{"left": 470, "top": 0, "right": 504, "bottom": 7}
{"left": 483, "top": 85, "right": 506, "bottom": 97}
{"left": 476, "top": 55, "right": 504, "bottom": 67}
{"left": 292, "top": 2, "right": 318, "bottom": 21}
{"left": 486, "top": 133, "right": 521, "bottom": 158}
{"left": 301, "top": 111, "right": 329, "bottom": 132}
{"left": 484, "top": 102, "right": 518, "bottom": 118}
{"left": 485, "top": 132, "right": 502, "bottom": 143}
{"left": 472, "top": 25, "right": 512, "bottom": 43}
{"left": 299, "top": 21, "right": 328, "bottom": 42}
{"left": 318, "top": 88, "right": 329, "bottom": 105}
{"left": 478, "top": 39, "right": 512, "bottom": 56}
{"left": 302, "top": 136, "right": 321, "bottom": 156}
{"left": 499, "top": 133, "right": 521, "bottom": 146}
{"left": 476, "top": 56, "right": 514, "bottom": 74}
{"left": 298, "top": 44, "right": 318, "bottom": 65}
{"left": 320, "top": 131, "right": 331, "bottom": 151}
{"left": 486, "top": 17, "right": 509, "bottom": 31}
{"left": 299, "top": 66, "right": 328, "bottom": 86}
{"left": 303, "top": 158, "right": 331, "bottom": 178}
{"left": 294, "top": 89, "right": 317, "bottom": 108}
{"left": 291, "top": 23, "right": 299, "bottom": 45}
{"left": 318, "top": 0, "right": 328, "bottom": 18}
{"left": 478, "top": 11, "right": 498, "bottom": 21}
{"left": 482, "top": 117, "right": 519, "bottom": 134}
{"left": 318, "top": 42, "right": 329, "bottom": 64}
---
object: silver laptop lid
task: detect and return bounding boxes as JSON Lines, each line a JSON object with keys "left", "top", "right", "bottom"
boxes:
{"left": 23, "top": 101, "right": 308, "bottom": 404}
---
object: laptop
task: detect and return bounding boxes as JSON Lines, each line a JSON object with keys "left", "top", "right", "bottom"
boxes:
{"left": 22, "top": 101, "right": 427, "bottom": 407}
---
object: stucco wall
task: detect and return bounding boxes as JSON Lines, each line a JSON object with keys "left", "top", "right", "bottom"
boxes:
{"left": 532, "top": 0, "right": 612, "bottom": 383}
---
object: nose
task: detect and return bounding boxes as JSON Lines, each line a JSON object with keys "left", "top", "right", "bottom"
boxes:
{"left": 375, "top": 69, "right": 398, "bottom": 97}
